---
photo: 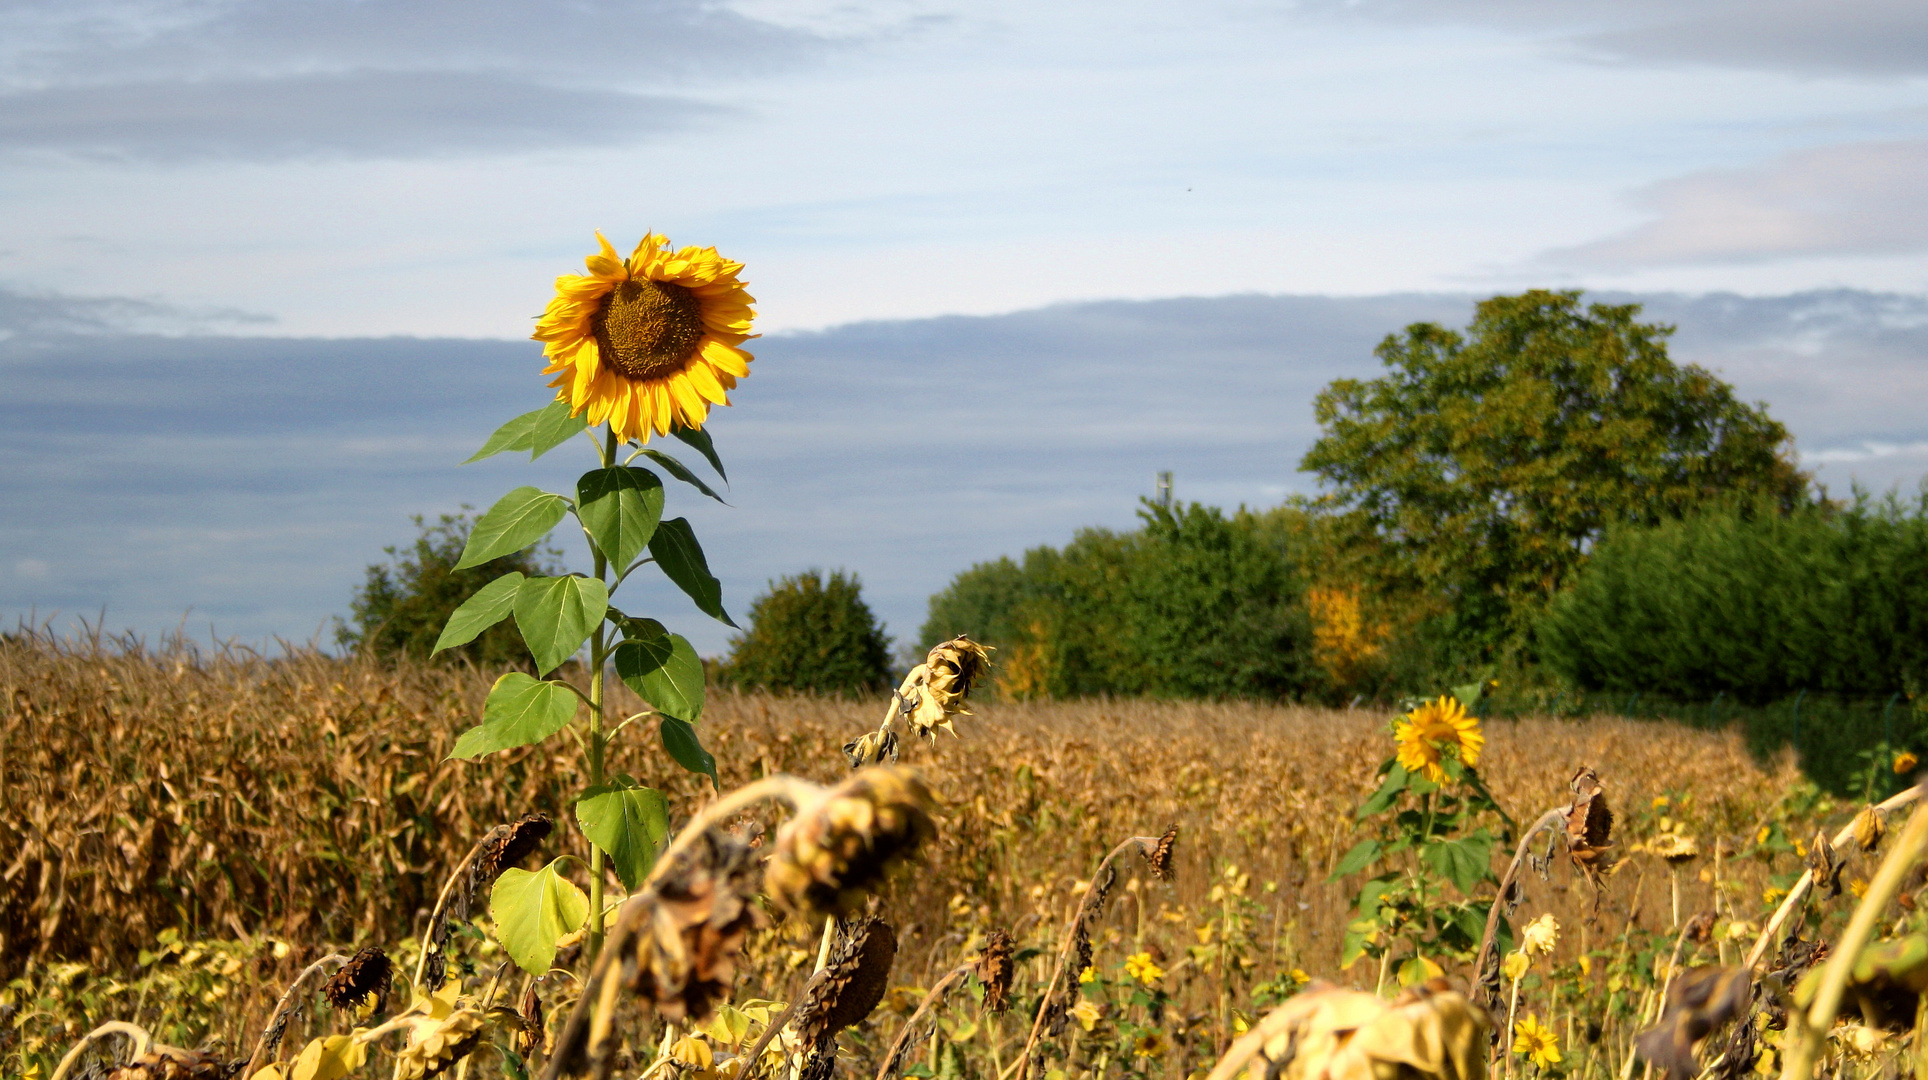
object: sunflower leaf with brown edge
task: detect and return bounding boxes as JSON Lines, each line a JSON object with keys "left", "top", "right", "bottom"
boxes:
{"left": 1633, "top": 966, "right": 1751, "bottom": 1080}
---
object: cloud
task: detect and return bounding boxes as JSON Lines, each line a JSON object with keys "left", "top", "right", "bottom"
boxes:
{"left": 1307, "top": 0, "right": 1928, "bottom": 78}
{"left": 0, "top": 0, "right": 825, "bottom": 160}
{"left": 0, "top": 71, "right": 732, "bottom": 161}
{"left": 1542, "top": 140, "right": 1928, "bottom": 267}
{"left": 0, "top": 286, "right": 271, "bottom": 338}
{"left": 1803, "top": 440, "right": 1928, "bottom": 465}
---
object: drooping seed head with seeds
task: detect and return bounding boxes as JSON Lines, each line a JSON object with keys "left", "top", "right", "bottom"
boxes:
{"left": 766, "top": 767, "right": 936, "bottom": 916}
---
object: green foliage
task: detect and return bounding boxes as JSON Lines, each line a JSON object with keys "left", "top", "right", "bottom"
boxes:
{"left": 724, "top": 569, "right": 891, "bottom": 695}
{"left": 1539, "top": 491, "right": 1928, "bottom": 701}
{"left": 1301, "top": 289, "right": 1808, "bottom": 658}
{"left": 920, "top": 502, "right": 1314, "bottom": 699}
{"left": 337, "top": 512, "right": 557, "bottom": 669}
{"left": 490, "top": 858, "right": 590, "bottom": 976}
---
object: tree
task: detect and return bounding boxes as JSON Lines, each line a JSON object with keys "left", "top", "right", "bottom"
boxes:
{"left": 337, "top": 511, "right": 558, "bottom": 668}
{"left": 724, "top": 569, "right": 891, "bottom": 695}
{"left": 1300, "top": 289, "right": 1808, "bottom": 656}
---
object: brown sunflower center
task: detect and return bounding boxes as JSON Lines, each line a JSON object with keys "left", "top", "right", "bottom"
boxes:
{"left": 594, "top": 279, "right": 706, "bottom": 379}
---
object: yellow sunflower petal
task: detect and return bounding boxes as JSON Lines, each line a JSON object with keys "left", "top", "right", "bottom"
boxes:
{"left": 666, "top": 371, "right": 709, "bottom": 426}
{"left": 684, "top": 361, "right": 730, "bottom": 405}
{"left": 700, "top": 339, "right": 752, "bottom": 377}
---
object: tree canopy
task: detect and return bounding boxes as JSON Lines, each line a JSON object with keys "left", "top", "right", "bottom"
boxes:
{"left": 723, "top": 569, "right": 891, "bottom": 696}
{"left": 1300, "top": 289, "right": 1807, "bottom": 653}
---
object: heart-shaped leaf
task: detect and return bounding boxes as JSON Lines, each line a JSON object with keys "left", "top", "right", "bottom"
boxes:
{"left": 513, "top": 575, "right": 609, "bottom": 675}
{"left": 575, "top": 775, "right": 669, "bottom": 890}
{"left": 450, "top": 673, "right": 578, "bottom": 759}
{"left": 578, "top": 467, "right": 665, "bottom": 572}
{"left": 432, "top": 571, "right": 524, "bottom": 654}
{"left": 648, "top": 518, "right": 735, "bottom": 626}
{"left": 490, "top": 858, "right": 589, "bottom": 976}
{"left": 613, "top": 618, "right": 705, "bottom": 722}
{"left": 456, "top": 487, "right": 567, "bottom": 570}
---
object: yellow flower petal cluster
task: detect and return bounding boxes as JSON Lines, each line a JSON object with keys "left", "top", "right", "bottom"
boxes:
{"left": 1521, "top": 913, "right": 1559, "bottom": 958}
{"left": 1124, "top": 952, "right": 1166, "bottom": 985}
{"left": 1512, "top": 1014, "right": 1562, "bottom": 1069}
{"left": 1502, "top": 950, "right": 1530, "bottom": 982}
{"left": 1393, "top": 696, "right": 1484, "bottom": 784}
{"left": 533, "top": 231, "right": 756, "bottom": 444}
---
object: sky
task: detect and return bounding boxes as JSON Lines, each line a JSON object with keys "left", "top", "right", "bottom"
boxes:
{"left": 2, "top": 0, "right": 1926, "bottom": 654}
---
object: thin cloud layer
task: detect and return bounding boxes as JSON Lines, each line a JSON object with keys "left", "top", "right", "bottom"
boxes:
{"left": 1545, "top": 140, "right": 1928, "bottom": 267}
{"left": 0, "top": 0, "right": 823, "bottom": 160}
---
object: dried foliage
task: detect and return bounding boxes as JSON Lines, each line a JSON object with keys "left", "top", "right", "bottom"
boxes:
{"left": 620, "top": 828, "right": 766, "bottom": 1021}
{"left": 323, "top": 947, "right": 391, "bottom": 1012}
{"left": 1633, "top": 966, "right": 1751, "bottom": 1080}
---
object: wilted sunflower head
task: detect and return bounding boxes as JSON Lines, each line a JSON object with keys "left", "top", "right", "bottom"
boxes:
{"left": 104, "top": 1046, "right": 232, "bottom": 1080}
{"left": 1248, "top": 982, "right": 1491, "bottom": 1080}
{"left": 1393, "top": 696, "right": 1484, "bottom": 784}
{"left": 534, "top": 232, "right": 756, "bottom": 444}
{"left": 977, "top": 929, "right": 1016, "bottom": 1013}
{"left": 1145, "top": 824, "right": 1179, "bottom": 881}
{"left": 622, "top": 828, "right": 766, "bottom": 1021}
{"left": 1521, "top": 914, "right": 1559, "bottom": 958}
{"left": 395, "top": 1009, "right": 486, "bottom": 1080}
{"left": 906, "top": 637, "right": 994, "bottom": 740}
{"left": 324, "top": 945, "right": 392, "bottom": 1012}
{"left": 843, "top": 728, "right": 899, "bottom": 769}
{"left": 1647, "top": 832, "right": 1700, "bottom": 865}
{"left": 799, "top": 917, "right": 899, "bottom": 1046}
{"left": 766, "top": 767, "right": 936, "bottom": 915}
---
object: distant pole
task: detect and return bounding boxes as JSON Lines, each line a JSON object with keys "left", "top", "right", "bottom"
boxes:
{"left": 1156, "top": 471, "right": 1173, "bottom": 509}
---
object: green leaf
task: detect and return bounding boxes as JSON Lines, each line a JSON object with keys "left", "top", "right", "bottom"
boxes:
{"left": 639, "top": 449, "right": 728, "bottom": 504}
{"left": 1419, "top": 832, "right": 1496, "bottom": 894}
{"left": 613, "top": 619, "right": 705, "bottom": 722}
{"left": 490, "top": 858, "right": 590, "bottom": 976}
{"left": 528, "top": 401, "right": 588, "bottom": 460}
{"left": 513, "top": 575, "right": 609, "bottom": 676}
{"left": 450, "top": 673, "right": 578, "bottom": 759}
{"left": 577, "top": 467, "right": 665, "bottom": 572}
{"left": 575, "top": 775, "right": 669, "bottom": 891}
{"left": 456, "top": 487, "right": 568, "bottom": 570}
{"left": 1328, "top": 838, "right": 1382, "bottom": 881}
{"left": 1356, "top": 764, "right": 1409, "bottom": 818}
{"left": 1356, "top": 877, "right": 1394, "bottom": 921}
{"left": 464, "top": 406, "right": 547, "bottom": 464}
{"left": 648, "top": 517, "right": 736, "bottom": 626}
{"left": 431, "top": 571, "right": 524, "bottom": 654}
{"left": 660, "top": 717, "right": 719, "bottom": 790}
{"left": 670, "top": 424, "right": 728, "bottom": 483}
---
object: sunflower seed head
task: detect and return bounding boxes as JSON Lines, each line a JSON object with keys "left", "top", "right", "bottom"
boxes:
{"left": 800, "top": 916, "right": 899, "bottom": 1046}
{"left": 324, "top": 945, "right": 392, "bottom": 1012}
{"left": 103, "top": 1047, "right": 233, "bottom": 1080}
{"left": 1146, "top": 825, "right": 1179, "bottom": 881}
{"left": 766, "top": 767, "right": 936, "bottom": 916}
{"left": 843, "top": 728, "right": 899, "bottom": 769}
{"left": 1565, "top": 767, "right": 1616, "bottom": 887}
{"left": 906, "top": 637, "right": 993, "bottom": 740}
{"left": 1854, "top": 804, "right": 1886, "bottom": 852}
{"left": 395, "top": 1010, "right": 487, "bottom": 1080}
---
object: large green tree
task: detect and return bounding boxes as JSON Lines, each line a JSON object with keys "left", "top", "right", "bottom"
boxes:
{"left": 724, "top": 569, "right": 891, "bottom": 695}
{"left": 1300, "top": 289, "right": 1808, "bottom": 655}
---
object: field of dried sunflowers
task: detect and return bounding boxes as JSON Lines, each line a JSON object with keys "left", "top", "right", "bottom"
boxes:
{"left": 6, "top": 630, "right": 1925, "bottom": 1080}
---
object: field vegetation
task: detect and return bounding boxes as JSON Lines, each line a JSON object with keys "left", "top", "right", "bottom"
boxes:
{"left": 8, "top": 632, "right": 1914, "bottom": 1080}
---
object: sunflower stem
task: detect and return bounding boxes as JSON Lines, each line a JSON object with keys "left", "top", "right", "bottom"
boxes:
{"left": 585, "top": 424, "right": 617, "bottom": 964}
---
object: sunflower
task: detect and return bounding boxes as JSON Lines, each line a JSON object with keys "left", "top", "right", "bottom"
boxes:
{"left": 1393, "top": 695, "right": 1484, "bottom": 783}
{"left": 533, "top": 232, "right": 756, "bottom": 443}
{"left": 1512, "top": 1014, "right": 1562, "bottom": 1069}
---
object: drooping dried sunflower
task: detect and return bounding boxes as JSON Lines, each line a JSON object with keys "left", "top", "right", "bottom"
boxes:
{"left": 395, "top": 1010, "right": 486, "bottom": 1080}
{"left": 324, "top": 945, "right": 392, "bottom": 1012}
{"left": 977, "top": 929, "right": 1016, "bottom": 1013}
{"left": 905, "top": 637, "right": 993, "bottom": 740}
{"left": 472, "top": 814, "right": 555, "bottom": 903}
{"left": 1564, "top": 767, "right": 1615, "bottom": 887}
{"left": 1634, "top": 966, "right": 1751, "bottom": 1080}
{"left": 621, "top": 828, "right": 766, "bottom": 1021}
{"left": 1230, "top": 981, "right": 1491, "bottom": 1080}
{"left": 515, "top": 980, "right": 546, "bottom": 1057}
{"left": 104, "top": 1047, "right": 233, "bottom": 1080}
{"left": 765, "top": 767, "right": 936, "bottom": 916}
{"left": 799, "top": 917, "right": 899, "bottom": 1048}
{"left": 1145, "top": 825, "right": 1179, "bottom": 881}
{"left": 1853, "top": 804, "right": 1887, "bottom": 852}
{"left": 1646, "top": 832, "right": 1700, "bottom": 865}
{"left": 1808, "top": 829, "right": 1844, "bottom": 899}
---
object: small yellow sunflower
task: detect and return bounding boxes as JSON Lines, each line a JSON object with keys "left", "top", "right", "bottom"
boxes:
{"left": 1124, "top": 952, "right": 1165, "bottom": 985}
{"left": 1393, "top": 695, "right": 1484, "bottom": 783}
{"left": 1512, "top": 1014, "right": 1561, "bottom": 1069}
{"left": 533, "top": 231, "right": 756, "bottom": 443}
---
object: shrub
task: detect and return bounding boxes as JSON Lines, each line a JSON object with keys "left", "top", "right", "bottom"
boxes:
{"left": 724, "top": 569, "right": 891, "bottom": 695}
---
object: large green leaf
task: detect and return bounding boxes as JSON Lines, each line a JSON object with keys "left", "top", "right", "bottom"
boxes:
{"left": 648, "top": 517, "right": 735, "bottom": 626}
{"left": 1419, "top": 831, "right": 1496, "bottom": 894}
{"left": 639, "top": 449, "right": 727, "bottom": 504}
{"left": 575, "top": 775, "right": 669, "bottom": 891}
{"left": 1356, "top": 764, "right": 1409, "bottom": 818}
{"left": 528, "top": 401, "right": 588, "bottom": 460}
{"left": 490, "top": 858, "right": 589, "bottom": 976}
{"left": 660, "top": 717, "right": 718, "bottom": 790}
{"left": 464, "top": 401, "right": 585, "bottom": 463}
{"left": 670, "top": 424, "right": 728, "bottom": 483}
{"left": 431, "top": 571, "right": 524, "bottom": 654}
{"left": 456, "top": 487, "right": 568, "bottom": 570}
{"left": 450, "top": 673, "right": 578, "bottom": 759}
{"left": 613, "top": 618, "right": 705, "bottom": 722}
{"left": 577, "top": 467, "right": 665, "bottom": 572}
{"left": 513, "top": 575, "right": 609, "bottom": 675}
